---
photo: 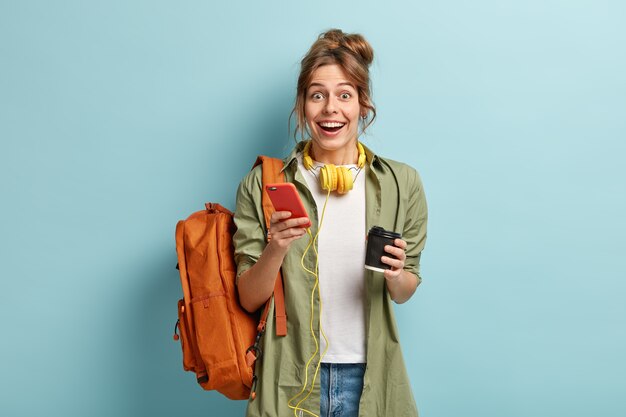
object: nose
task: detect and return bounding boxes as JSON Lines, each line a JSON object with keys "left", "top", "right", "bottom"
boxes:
{"left": 323, "top": 96, "right": 338, "bottom": 114}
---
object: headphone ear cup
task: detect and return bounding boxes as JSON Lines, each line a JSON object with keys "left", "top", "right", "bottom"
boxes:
{"left": 320, "top": 165, "right": 328, "bottom": 190}
{"left": 327, "top": 165, "right": 338, "bottom": 191}
{"left": 319, "top": 166, "right": 355, "bottom": 194}
{"left": 336, "top": 166, "right": 345, "bottom": 194}
{"left": 320, "top": 164, "right": 338, "bottom": 192}
{"left": 339, "top": 167, "right": 353, "bottom": 194}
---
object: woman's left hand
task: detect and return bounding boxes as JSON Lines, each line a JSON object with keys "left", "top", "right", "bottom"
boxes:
{"left": 381, "top": 238, "right": 419, "bottom": 303}
{"left": 381, "top": 238, "right": 407, "bottom": 281}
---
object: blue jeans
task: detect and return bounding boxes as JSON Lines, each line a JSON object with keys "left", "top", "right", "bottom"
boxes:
{"left": 320, "top": 363, "right": 366, "bottom": 417}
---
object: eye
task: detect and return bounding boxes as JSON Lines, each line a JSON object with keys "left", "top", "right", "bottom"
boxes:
{"left": 311, "top": 92, "right": 324, "bottom": 101}
{"left": 340, "top": 92, "right": 352, "bottom": 100}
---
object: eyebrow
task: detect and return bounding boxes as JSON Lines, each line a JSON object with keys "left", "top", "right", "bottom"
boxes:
{"left": 308, "top": 82, "right": 356, "bottom": 89}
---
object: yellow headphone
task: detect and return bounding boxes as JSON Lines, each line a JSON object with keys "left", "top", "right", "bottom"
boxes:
{"left": 302, "top": 141, "right": 367, "bottom": 195}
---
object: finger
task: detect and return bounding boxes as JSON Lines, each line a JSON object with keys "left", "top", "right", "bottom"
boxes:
{"left": 384, "top": 245, "right": 406, "bottom": 261}
{"left": 286, "top": 217, "right": 311, "bottom": 228}
{"left": 394, "top": 238, "right": 407, "bottom": 250}
{"left": 286, "top": 229, "right": 307, "bottom": 241}
{"left": 270, "top": 225, "right": 306, "bottom": 246}
{"left": 381, "top": 255, "right": 404, "bottom": 271}
{"left": 275, "top": 217, "right": 310, "bottom": 231}
{"left": 270, "top": 213, "right": 295, "bottom": 233}
{"left": 281, "top": 226, "right": 307, "bottom": 238}
{"left": 270, "top": 212, "right": 310, "bottom": 227}
{"left": 273, "top": 223, "right": 307, "bottom": 239}
{"left": 271, "top": 211, "right": 292, "bottom": 222}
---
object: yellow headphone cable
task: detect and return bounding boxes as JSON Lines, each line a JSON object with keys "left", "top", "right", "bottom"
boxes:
{"left": 287, "top": 187, "right": 332, "bottom": 417}
{"left": 287, "top": 141, "right": 367, "bottom": 416}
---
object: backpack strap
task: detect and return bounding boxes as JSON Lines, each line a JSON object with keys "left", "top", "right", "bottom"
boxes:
{"left": 254, "top": 156, "right": 288, "bottom": 337}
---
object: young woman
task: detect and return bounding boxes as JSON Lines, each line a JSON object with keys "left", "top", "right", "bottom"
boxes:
{"left": 233, "top": 29, "right": 427, "bottom": 417}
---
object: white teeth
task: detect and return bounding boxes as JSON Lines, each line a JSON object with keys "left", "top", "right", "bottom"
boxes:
{"left": 319, "top": 122, "right": 345, "bottom": 128}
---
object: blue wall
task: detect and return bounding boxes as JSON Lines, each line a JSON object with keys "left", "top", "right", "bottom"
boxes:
{"left": 1, "top": 1, "right": 625, "bottom": 416}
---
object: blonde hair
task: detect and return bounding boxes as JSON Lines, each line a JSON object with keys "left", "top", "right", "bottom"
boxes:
{"left": 291, "top": 29, "right": 376, "bottom": 140}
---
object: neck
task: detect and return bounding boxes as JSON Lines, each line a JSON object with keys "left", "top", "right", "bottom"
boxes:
{"left": 309, "top": 140, "right": 359, "bottom": 166}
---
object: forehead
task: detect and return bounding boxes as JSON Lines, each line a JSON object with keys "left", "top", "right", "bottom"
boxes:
{"left": 308, "top": 64, "right": 355, "bottom": 88}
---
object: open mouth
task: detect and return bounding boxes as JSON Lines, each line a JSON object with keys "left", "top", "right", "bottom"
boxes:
{"left": 317, "top": 121, "right": 345, "bottom": 134}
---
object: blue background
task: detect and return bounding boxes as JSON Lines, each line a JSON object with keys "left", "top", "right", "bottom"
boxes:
{"left": 1, "top": 1, "right": 625, "bottom": 416}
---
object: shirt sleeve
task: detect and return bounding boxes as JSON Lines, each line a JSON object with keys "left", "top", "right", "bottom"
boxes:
{"left": 402, "top": 167, "right": 428, "bottom": 281}
{"left": 232, "top": 168, "right": 267, "bottom": 284}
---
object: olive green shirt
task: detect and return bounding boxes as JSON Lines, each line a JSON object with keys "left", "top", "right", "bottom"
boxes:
{"left": 233, "top": 141, "right": 427, "bottom": 417}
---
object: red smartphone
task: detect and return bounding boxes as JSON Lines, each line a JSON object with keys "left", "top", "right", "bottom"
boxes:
{"left": 265, "top": 183, "right": 312, "bottom": 228}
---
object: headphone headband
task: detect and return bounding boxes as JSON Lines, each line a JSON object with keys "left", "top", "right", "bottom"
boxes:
{"left": 302, "top": 141, "right": 366, "bottom": 169}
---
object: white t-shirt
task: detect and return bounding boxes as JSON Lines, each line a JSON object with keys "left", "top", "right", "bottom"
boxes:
{"left": 298, "top": 155, "right": 367, "bottom": 363}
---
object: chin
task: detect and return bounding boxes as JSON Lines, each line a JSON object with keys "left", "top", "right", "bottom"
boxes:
{"left": 312, "top": 134, "right": 357, "bottom": 148}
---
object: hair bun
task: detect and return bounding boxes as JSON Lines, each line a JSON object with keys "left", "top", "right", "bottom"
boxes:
{"left": 321, "top": 29, "right": 374, "bottom": 66}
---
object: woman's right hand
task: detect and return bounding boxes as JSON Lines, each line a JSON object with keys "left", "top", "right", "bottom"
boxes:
{"left": 237, "top": 211, "right": 309, "bottom": 312}
{"left": 267, "top": 211, "right": 310, "bottom": 251}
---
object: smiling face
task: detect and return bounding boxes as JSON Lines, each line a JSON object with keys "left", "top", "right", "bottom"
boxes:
{"left": 304, "top": 64, "right": 363, "bottom": 164}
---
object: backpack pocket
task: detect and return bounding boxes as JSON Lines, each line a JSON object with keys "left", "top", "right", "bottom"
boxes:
{"left": 176, "top": 299, "right": 197, "bottom": 372}
{"left": 191, "top": 292, "right": 242, "bottom": 392}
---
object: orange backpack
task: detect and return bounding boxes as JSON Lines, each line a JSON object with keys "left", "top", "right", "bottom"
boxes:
{"left": 173, "top": 156, "right": 287, "bottom": 400}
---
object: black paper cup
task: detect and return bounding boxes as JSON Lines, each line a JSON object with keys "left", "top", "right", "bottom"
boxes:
{"left": 364, "top": 226, "right": 401, "bottom": 273}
